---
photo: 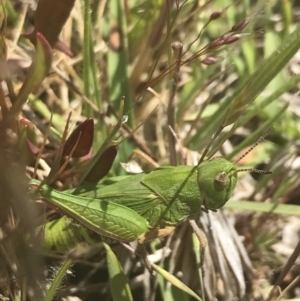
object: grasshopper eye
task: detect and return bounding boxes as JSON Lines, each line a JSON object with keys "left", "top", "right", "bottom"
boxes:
{"left": 215, "top": 172, "right": 227, "bottom": 188}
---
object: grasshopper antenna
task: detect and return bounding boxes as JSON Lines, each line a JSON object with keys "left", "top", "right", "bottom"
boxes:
{"left": 233, "top": 126, "right": 274, "bottom": 164}
{"left": 232, "top": 126, "right": 274, "bottom": 175}
{"left": 236, "top": 168, "right": 272, "bottom": 174}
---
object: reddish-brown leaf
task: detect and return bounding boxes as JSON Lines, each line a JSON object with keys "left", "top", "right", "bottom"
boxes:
{"left": 23, "top": 0, "right": 75, "bottom": 57}
{"left": 62, "top": 118, "right": 94, "bottom": 158}
{"left": 85, "top": 145, "right": 118, "bottom": 183}
{"left": 26, "top": 139, "right": 40, "bottom": 156}
{"left": 26, "top": 140, "right": 50, "bottom": 159}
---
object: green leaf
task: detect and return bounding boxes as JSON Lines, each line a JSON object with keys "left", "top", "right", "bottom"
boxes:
{"left": 224, "top": 25, "right": 300, "bottom": 126}
{"left": 151, "top": 262, "right": 202, "bottom": 301}
{"left": 225, "top": 201, "right": 300, "bottom": 216}
{"left": 12, "top": 33, "right": 53, "bottom": 115}
{"left": 104, "top": 243, "right": 133, "bottom": 301}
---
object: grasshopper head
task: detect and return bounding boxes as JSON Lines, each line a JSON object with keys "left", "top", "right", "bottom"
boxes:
{"left": 197, "top": 157, "right": 237, "bottom": 211}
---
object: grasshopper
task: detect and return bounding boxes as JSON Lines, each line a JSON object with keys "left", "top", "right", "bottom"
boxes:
{"left": 29, "top": 156, "right": 265, "bottom": 253}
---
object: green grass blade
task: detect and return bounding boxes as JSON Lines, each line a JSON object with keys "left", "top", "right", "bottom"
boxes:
{"left": 81, "top": 0, "right": 104, "bottom": 150}
{"left": 108, "top": 0, "right": 133, "bottom": 125}
{"left": 225, "top": 201, "right": 300, "bottom": 216}
{"left": 151, "top": 262, "right": 202, "bottom": 301}
{"left": 45, "top": 258, "right": 73, "bottom": 301}
{"left": 226, "top": 102, "right": 288, "bottom": 160}
{"left": 82, "top": 0, "right": 101, "bottom": 114}
{"left": 224, "top": 25, "right": 300, "bottom": 126}
{"left": 12, "top": 33, "right": 52, "bottom": 116}
{"left": 104, "top": 243, "right": 133, "bottom": 301}
{"left": 188, "top": 24, "right": 300, "bottom": 148}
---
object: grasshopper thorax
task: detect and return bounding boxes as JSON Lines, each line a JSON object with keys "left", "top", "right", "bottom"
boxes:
{"left": 197, "top": 157, "right": 238, "bottom": 211}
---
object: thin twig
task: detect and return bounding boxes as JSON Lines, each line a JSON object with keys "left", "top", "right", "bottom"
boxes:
{"left": 167, "top": 42, "right": 183, "bottom": 166}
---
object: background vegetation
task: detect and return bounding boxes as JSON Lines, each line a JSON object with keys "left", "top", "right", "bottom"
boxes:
{"left": 0, "top": 0, "right": 300, "bottom": 300}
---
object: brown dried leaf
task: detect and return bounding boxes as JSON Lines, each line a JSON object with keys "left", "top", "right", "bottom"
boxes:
{"left": 85, "top": 145, "right": 118, "bottom": 183}
{"left": 62, "top": 118, "right": 94, "bottom": 158}
{"left": 23, "top": 0, "right": 75, "bottom": 57}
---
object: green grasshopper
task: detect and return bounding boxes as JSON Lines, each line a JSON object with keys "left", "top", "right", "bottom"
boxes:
{"left": 29, "top": 156, "right": 267, "bottom": 253}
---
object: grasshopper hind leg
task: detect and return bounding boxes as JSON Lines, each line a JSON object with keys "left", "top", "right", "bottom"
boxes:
{"left": 135, "top": 226, "right": 176, "bottom": 274}
{"left": 137, "top": 226, "right": 175, "bottom": 244}
{"left": 137, "top": 226, "right": 176, "bottom": 244}
{"left": 135, "top": 243, "right": 154, "bottom": 274}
